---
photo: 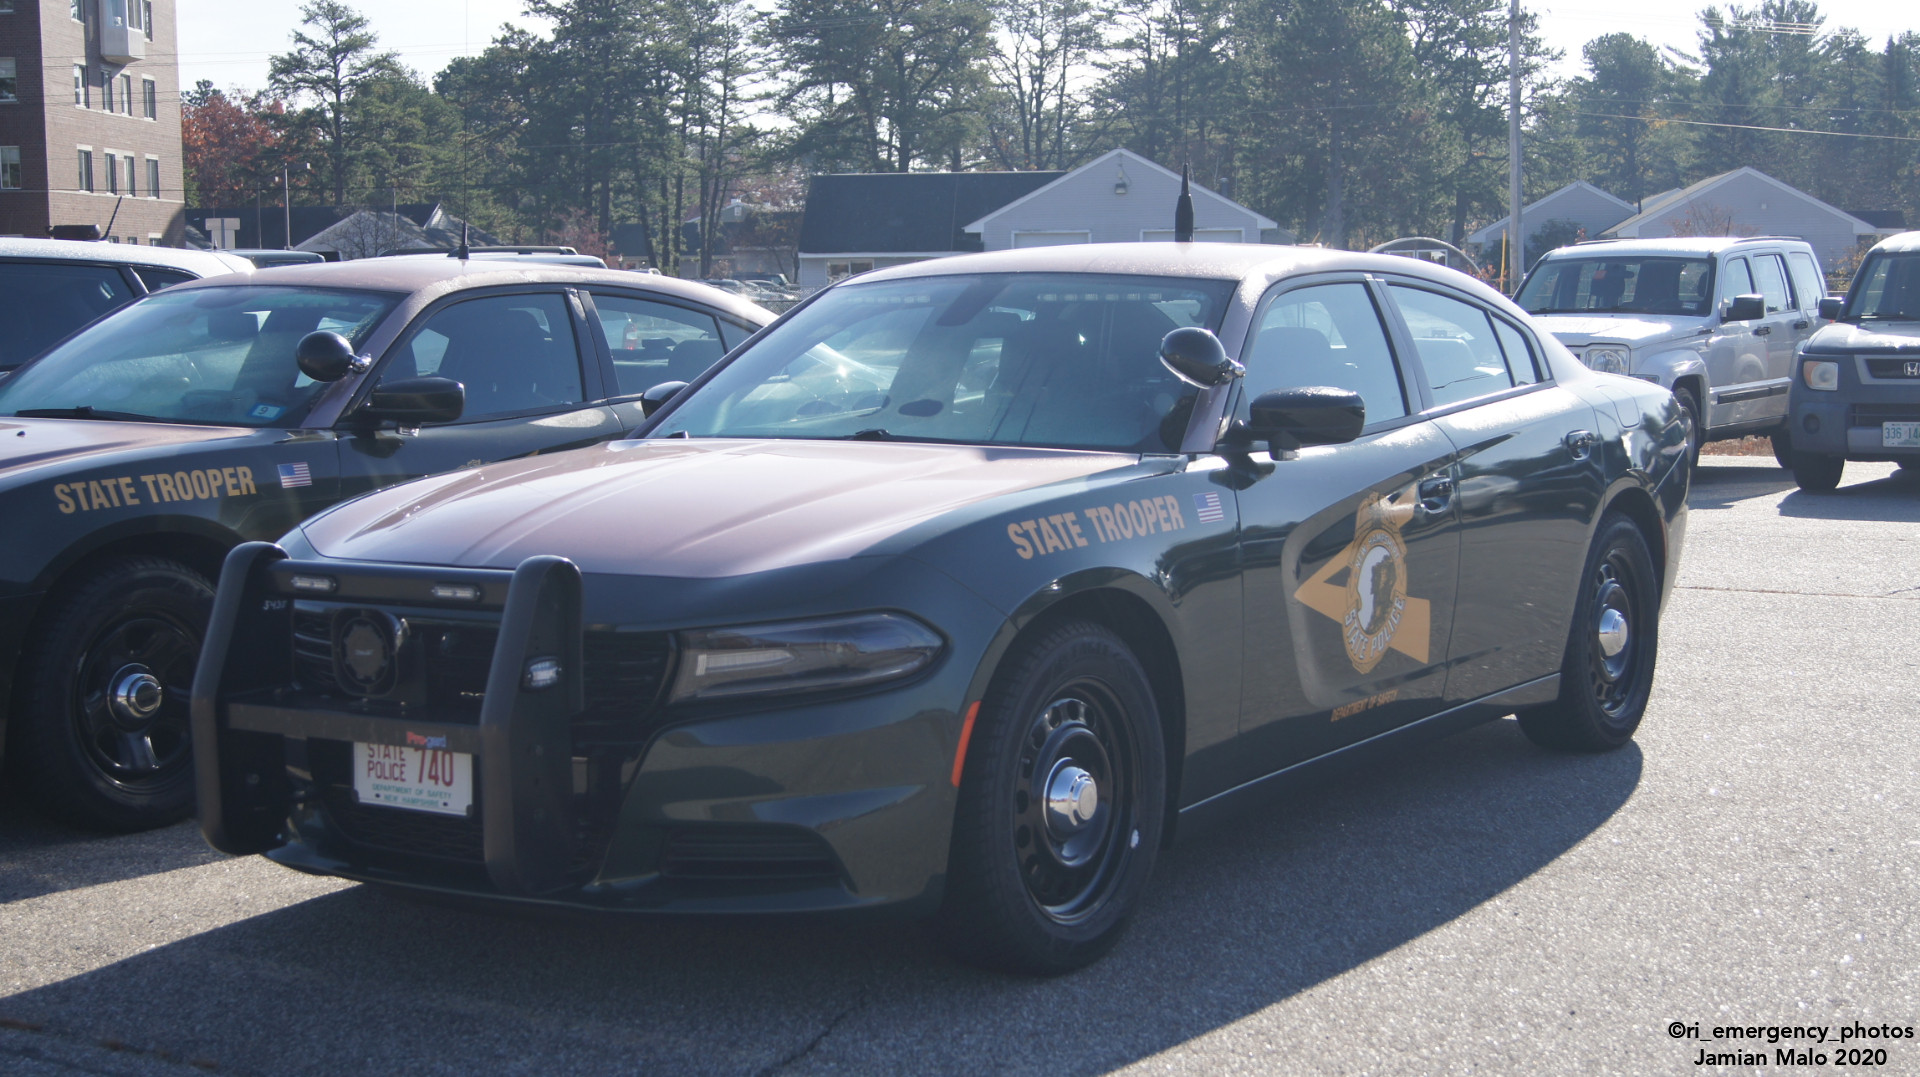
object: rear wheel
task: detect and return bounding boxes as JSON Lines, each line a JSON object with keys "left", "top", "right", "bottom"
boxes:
{"left": 1790, "top": 450, "right": 1845, "bottom": 493}
{"left": 1518, "top": 515, "right": 1659, "bottom": 753}
{"left": 937, "top": 621, "right": 1165, "bottom": 975}
{"left": 14, "top": 556, "right": 211, "bottom": 830}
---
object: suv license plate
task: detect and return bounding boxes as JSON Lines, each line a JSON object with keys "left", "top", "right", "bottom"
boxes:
{"left": 1883, "top": 422, "right": 1920, "bottom": 448}
{"left": 354, "top": 742, "right": 473, "bottom": 817}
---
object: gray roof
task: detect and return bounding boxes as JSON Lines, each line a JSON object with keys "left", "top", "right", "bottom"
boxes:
{"left": 798, "top": 171, "right": 1065, "bottom": 255}
{"left": 1601, "top": 167, "right": 1880, "bottom": 239}
{"left": 0, "top": 238, "right": 253, "bottom": 278}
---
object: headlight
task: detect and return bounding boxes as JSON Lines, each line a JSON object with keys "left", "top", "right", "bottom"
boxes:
{"left": 669, "top": 612, "right": 944, "bottom": 702}
{"left": 1802, "top": 359, "right": 1840, "bottom": 391}
{"left": 1585, "top": 348, "right": 1629, "bottom": 375}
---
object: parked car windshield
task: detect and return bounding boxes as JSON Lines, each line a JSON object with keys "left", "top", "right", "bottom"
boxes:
{"left": 1517, "top": 257, "right": 1716, "bottom": 317}
{"left": 650, "top": 273, "right": 1237, "bottom": 453}
{"left": 1843, "top": 252, "right": 1920, "bottom": 322}
{"left": 0, "top": 285, "right": 400, "bottom": 427}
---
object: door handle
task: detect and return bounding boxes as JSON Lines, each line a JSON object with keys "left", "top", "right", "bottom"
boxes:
{"left": 1793, "top": 320, "right": 1810, "bottom": 330}
{"left": 1565, "top": 430, "right": 1598, "bottom": 461}
{"left": 1754, "top": 325, "right": 1773, "bottom": 336}
{"left": 1417, "top": 474, "right": 1454, "bottom": 513}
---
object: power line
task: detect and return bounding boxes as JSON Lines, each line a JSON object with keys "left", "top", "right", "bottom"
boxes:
{"left": 1576, "top": 111, "right": 1920, "bottom": 142}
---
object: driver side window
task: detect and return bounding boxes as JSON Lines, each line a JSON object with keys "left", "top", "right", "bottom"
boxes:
{"left": 391, "top": 293, "right": 586, "bottom": 421}
{"left": 1243, "top": 282, "right": 1407, "bottom": 427}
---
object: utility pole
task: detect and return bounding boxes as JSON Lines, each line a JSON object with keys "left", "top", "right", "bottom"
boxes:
{"left": 1506, "top": 0, "right": 1523, "bottom": 294}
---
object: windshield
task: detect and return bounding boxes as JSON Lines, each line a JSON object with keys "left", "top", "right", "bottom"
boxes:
{"left": 0, "top": 285, "right": 400, "bottom": 426}
{"left": 1844, "top": 252, "right": 1920, "bottom": 322}
{"left": 649, "top": 273, "right": 1236, "bottom": 453}
{"left": 1517, "top": 256, "right": 1715, "bottom": 317}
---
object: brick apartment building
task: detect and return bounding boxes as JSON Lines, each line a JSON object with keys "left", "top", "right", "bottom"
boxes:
{"left": 0, "top": 0, "right": 185, "bottom": 244}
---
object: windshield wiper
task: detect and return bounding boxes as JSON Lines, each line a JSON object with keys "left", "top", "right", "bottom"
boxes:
{"left": 12, "top": 406, "right": 169, "bottom": 423}
{"left": 843, "top": 428, "right": 897, "bottom": 440}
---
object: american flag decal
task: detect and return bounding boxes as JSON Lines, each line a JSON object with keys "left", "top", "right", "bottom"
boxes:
{"left": 277, "top": 462, "right": 312, "bottom": 489}
{"left": 1193, "top": 491, "right": 1225, "bottom": 523}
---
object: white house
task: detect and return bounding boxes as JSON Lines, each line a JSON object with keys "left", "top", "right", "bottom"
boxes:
{"left": 1466, "top": 180, "right": 1637, "bottom": 254}
{"left": 1599, "top": 167, "right": 1883, "bottom": 268}
{"left": 964, "top": 148, "right": 1277, "bottom": 250}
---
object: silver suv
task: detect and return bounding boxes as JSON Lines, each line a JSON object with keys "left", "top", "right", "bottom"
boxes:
{"left": 1517, "top": 237, "right": 1829, "bottom": 460}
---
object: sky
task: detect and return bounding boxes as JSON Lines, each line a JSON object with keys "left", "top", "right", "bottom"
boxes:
{"left": 176, "top": 0, "right": 1918, "bottom": 98}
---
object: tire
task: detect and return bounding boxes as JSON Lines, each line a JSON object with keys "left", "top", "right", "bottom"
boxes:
{"left": 937, "top": 621, "right": 1166, "bottom": 975}
{"left": 13, "top": 556, "right": 212, "bottom": 830}
{"left": 1897, "top": 459, "right": 1920, "bottom": 471}
{"left": 1518, "top": 515, "right": 1660, "bottom": 753}
{"left": 1672, "top": 386, "right": 1702, "bottom": 469}
{"left": 1771, "top": 430, "right": 1792, "bottom": 469}
{"left": 1790, "top": 450, "right": 1845, "bottom": 493}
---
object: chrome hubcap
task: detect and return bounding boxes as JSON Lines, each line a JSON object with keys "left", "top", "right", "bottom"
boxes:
{"left": 109, "top": 665, "right": 165, "bottom": 728}
{"left": 1045, "top": 763, "right": 1099, "bottom": 836}
{"left": 1596, "top": 607, "right": 1630, "bottom": 659}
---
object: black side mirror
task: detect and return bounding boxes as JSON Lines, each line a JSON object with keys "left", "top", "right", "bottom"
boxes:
{"left": 1721, "top": 294, "right": 1766, "bottom": 323}
{"left": 296, "top": 330, "right": 362, "bottom": 382}
{"left": 1243, "top": 386, "right": 1365, "bottom": 459}
{"left": 359, "top": 376, "right": 465, "bottom": 425}
{"left": 640, "top": 380, "right": 689, "bottom": 417}
{"left": 1817, "top": 297, "right": 1843, "bottom": 320}
{"left": 1159, "top": 327, "right": 1243, "bottom": 388}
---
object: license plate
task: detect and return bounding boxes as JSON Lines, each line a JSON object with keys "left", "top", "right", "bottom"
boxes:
{"left": 1883, "top": 422, "right": 1920, "bottom": 448}
{"left": 354, "top": 742, "right": 473, "bottom": 817}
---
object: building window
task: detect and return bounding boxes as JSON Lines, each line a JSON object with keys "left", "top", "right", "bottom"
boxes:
{"left": 144, "top": 1, "right": 153, "bottom": 39}
{"left": 146, "top": 157, "right": 159, "bottom": 197}
{"left": 142, "top": 78, "right": 156, "bottom": 119}
{"left": 124, "top": 155, "right": 136, "bottom": 195}
{"left": 104, "top": 152, "right": 118, "bottom": 193}
{"left": 71, "top": 0, "right": 84, "bottom": 21}
{"left": 0, "top": 2, "right": 15, "bottom": 14}
{"left": 103, "top": 71, "right": 114, "bottom": 112}
{"left": 118, "top": 74, "right": 131, "bottom": 114}
{"left": 74, "top": 65, "right": 87, "bottom": 107}
{"left": 0, "top": 147, "right": 20, "bottom": 190}
{"left": 0, "top": 59, "right": 15, "bottom": 104}
{"left": 78, "top": 149, "right": 94, "bottom": 192}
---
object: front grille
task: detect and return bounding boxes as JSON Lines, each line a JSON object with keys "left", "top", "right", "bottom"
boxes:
{"left": 1864, "top": 358, "right": 1920, "bottom": 379}
{"left": 660, "top": 827, "right": 841, "bottom": 881}
{"left": 1849, "top": 403, "right": 1920, "bottom": 427}
{"left": 320, "top": 786, "right": 486, "bottom": 864}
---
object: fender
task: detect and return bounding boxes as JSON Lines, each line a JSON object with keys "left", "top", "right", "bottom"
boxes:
{"left": 28, "top": 512, "right": 245, "bottom": 594}
{"left": 1638, "top": 346, "right": 1707, "bottom": 395}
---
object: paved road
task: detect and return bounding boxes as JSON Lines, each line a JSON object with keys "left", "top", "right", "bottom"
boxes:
{"left": 3, "top": 458, "right": 1916, "bottom": 1076}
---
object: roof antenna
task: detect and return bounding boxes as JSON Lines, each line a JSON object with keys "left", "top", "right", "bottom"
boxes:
{"left": 450, "top": 221, "right": 470, "bottom": 260}
{"left": 1174, "top": 164, "right": 1194, "bottom": 243}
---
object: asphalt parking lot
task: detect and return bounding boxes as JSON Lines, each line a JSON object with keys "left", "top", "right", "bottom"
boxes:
{"left": 2, "top": 456, "right": 1915, "bottom": 1076}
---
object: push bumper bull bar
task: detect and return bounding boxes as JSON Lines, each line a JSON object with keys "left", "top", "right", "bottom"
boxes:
{"left": 192, "top": 541, "right": 594, "bottom": 896}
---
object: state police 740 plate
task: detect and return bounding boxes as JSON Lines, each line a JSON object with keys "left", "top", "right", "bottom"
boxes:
{"left": 354, "top": 742, "right": 472, "bottom": 816}
{"left": 1883, "top": 422, "right": 1920, "bottom": 448}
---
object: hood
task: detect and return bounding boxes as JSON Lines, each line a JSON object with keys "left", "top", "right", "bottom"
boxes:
{"left": 1531, "top": 313, "right": 1696, "bottom": 347}
{"left": 1806, "top": 321, "right": 1920, "bottom": 353}
{"left": 0, "top": 418, "right": 264, "bottom": 483}
{"left": 301, "top": 439, "right": 1132, "bottom": 577}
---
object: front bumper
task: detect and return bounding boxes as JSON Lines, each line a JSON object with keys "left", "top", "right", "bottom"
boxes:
{"left": 193, "top": 543, "right": 974, "bottom": 915}
{"left": 1789, "top": 375, "right": 1920, "bottom": 460}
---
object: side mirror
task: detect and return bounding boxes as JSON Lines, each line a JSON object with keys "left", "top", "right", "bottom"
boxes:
{"left": 1159, "top": 327, "right": 1243, "bottom": 388}
{"left": 640, "top": 380, "right": 689, "bottom": 417}
{"left": 1721, "top": 294, "right": 1766, "bottom": 323}
{"left": 1243, "top": 386, "right": 1365, "bottom": 459}
{"left": 296, "top": 330, "right": 362, "bottom": 382}
{"left": 1817, "top": 297, "right": 1843, "bottom": 320}
{"left": 359, "top": 376, "right": 464, "bottom": 425}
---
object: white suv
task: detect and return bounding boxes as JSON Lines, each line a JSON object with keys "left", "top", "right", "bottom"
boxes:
{"left": 1517, "top": 237, "right": 1829, "bottom": 460}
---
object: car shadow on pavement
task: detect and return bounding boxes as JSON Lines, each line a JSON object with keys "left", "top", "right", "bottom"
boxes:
{"left": 0, "top": 718, "right": 1639, "bottom": 1076}
{"left": 1687, "top": 460, "right": 1795, "bottom": 510}
{"left": 1777, "top": 467, "right": 1920, "bottom": 522}
{"left": 0, "top": 804, "right": 221, "bottom": 905}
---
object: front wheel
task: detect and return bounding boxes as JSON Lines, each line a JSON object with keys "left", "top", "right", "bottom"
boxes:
{"left": 1518, "top": 515, "right": 1660, "bottom": 753}
{"left": 1770, "top": 430, "right": 1792, "bottom": 469}
{"left": 1672, "top": 386, "right": 1702, "bottom": 469}
{"left": 1790, "top": 450, "right": 1845, "bottom": 493}
{"left": 14, "top": 556, "right": 211, "bottom": 830}
{"left": 1897, "top": 458, "right": 1920, "bottom": 472}
{"left": 937, "top": 621, "right": 1166, "bottom": 975}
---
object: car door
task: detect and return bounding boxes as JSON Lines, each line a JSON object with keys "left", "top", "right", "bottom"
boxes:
{"left": 1230, "top": 276, "right": 1461, "bottom": 777}
{"left": 1705, "top": 255, "right": 1770, "bottom": 431}
{"left": 1382, "top": 280, "right": 1606, "bottom": 705}
{"left": 336, "top": 288, "right": 623, "bottom": 499}
{"left": 1745, "top": 251, "right": 1799, "bottom": 425}
{"left": 578, "top": 290, "right": 751, "bottom": 432}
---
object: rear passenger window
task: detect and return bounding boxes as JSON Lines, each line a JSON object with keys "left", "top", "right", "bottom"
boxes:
{"left": 1751, "top": 255, "right": 1791, "bottom": 313}
{"left": 590, "top": 293, "right": 725, "bottom": 395}
{"left": 0, "top": 262, "right": 135, "bottom": 369}
{"left": 1787, "top": 251, "right": 1826, "bottom": 309}
{"left": 1244, "top": 282, "right": 1407, "bottom": 427}
{"left": 1492, "top": 319, "right": 1540, "bottom": 385}
{"left": 1389, "top": 285, "right": 1517, "bottom": 407}
{"left": 133, "top": 267, "right": 196, "bottom": 292}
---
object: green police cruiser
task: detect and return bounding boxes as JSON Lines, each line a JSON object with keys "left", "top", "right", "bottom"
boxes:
{"left": 195, "top": 243, "right": 1689, "bottom": 974}
{"left": 0, "top": 257, "right": 771, "bottom": 829}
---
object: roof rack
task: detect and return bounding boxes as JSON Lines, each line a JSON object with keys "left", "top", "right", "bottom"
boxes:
{"left": 378, "top": 245, "right": 581, "bottom": 257}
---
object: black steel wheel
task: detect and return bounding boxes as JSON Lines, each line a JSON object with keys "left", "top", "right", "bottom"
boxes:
{"left": 1672, "top": 385, "right": 1702, "bottom": 469}
{"left": 1790, "top": 450, "right": 1845, "bottom": 493}
{"left": 1518, "top": 515, "right": 1659, "bottom": 753}
{"left": 14, "top": 556, "right": 211, "bottom": 830}
{"left": 938, "top": 620, "right": 1165, "bottom": 975}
